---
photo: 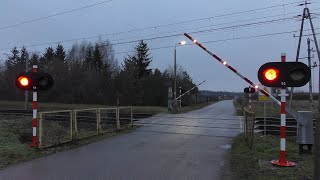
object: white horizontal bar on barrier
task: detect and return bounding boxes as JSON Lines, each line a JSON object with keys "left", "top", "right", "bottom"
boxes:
{"left": 40, "top": 110, "right": 72, "bottom": 114}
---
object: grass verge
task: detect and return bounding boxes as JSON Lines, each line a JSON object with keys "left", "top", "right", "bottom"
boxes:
{"left": 234, "top": 100, "right": 318, "bottom": 117}
{"left": 231, "top": 134, "right": 314, "bottom": 180}
{"left": 0, "top": 117, "right": 138, "bottom": 170}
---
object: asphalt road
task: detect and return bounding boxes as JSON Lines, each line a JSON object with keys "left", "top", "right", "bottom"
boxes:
{"left": 0, "top": 100, "right": 241, "bottom": 180}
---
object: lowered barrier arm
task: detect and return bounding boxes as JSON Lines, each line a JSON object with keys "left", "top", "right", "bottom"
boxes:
{"left": 183, "top": 33, "right": 305, "bottom": 125}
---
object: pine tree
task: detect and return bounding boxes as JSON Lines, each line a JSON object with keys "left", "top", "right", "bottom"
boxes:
{"left": 18, "top": 47, "right": 29, "bottom": 72}
{"left": 93, "top": 44, "right": 103, "bottom": 72}
{"left": 122, "top": 40, "right": 153, "bottom": 105}
{"left": 29, "top": 53, "right": 40, "bottom": 67}
{"left": 55, "top": 44, "right": 66, "bottom": 63}
{"left": 41, "top": 47, "right": 54, "bottom": 71}
{"left": 84, "top": 46, "right": 93, "bottom": 69}
{"left": 5, "top": 47, "right": 19, "bottom": 70}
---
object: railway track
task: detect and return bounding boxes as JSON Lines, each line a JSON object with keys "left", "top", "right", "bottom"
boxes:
{"left": 254, "top": 117, "right": 316, "bottom": 136}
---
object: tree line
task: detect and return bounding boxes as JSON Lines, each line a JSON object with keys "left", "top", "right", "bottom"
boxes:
{"left": 0, "top": 39, "right": 199, "bottom": 106}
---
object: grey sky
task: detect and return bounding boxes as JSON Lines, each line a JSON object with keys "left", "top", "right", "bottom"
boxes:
{"left": 0, "top": 0, "right": 319, "bottom": 92}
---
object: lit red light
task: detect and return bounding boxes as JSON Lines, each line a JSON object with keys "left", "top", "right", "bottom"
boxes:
{"left": 18, "top": 76, "right": 29, "bottom": 86}
{"left": 264, "top": 68, "right": 279, "bottom": 81}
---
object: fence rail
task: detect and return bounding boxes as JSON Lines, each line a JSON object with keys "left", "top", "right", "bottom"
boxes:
{"left": 38, "top": 107, "right": 136, "bottom": 148}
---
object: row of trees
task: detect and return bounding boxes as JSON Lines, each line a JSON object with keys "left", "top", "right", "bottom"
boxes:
{"left": 0, "top": 39, "right": 198, "bottom": 106}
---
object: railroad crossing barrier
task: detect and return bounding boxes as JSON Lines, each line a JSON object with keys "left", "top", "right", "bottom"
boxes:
{"left": 37, "top": 107, "right": 135, "bottom": 148}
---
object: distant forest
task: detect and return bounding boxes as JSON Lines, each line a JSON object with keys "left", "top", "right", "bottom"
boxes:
{"left": 0, "top": 39, "right": 199, "bottom": 106}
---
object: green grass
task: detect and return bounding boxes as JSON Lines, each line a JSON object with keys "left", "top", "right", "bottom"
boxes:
{"left": 0, "top": 115, "right": 138, "bottom": 169}
{"left": 231, "top": 134, "right": 314, "bottom": 180}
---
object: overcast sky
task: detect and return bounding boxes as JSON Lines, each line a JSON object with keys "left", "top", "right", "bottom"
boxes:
{"left": 0, "top": 0, "right": 319, "bottom": 92}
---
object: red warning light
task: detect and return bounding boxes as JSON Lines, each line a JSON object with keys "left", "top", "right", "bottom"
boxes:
{"left": 18, "top": 76, "right": 29, "bottom": 86}
{"left": 264, "top": 68, "right": 279, "bottom": 81}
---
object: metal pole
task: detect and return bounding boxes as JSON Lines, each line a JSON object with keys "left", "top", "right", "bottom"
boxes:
{"left": 289, "top": 8, "right": 307, "bottom": 108}
{"left": 307, "top": 38, "right": 314, "bottom": 111}
{"left": 271, "top": 53, "right": 295, "bottom": 167}
{"left": 174, "top": 46, "right": 177, "bottom": 112}
{"left": 24, "top": 57, "right": 28, "bottom": 110}
{"left": 264, "top": 102, "right": 266, "bottom": 138}
{"left": 249, "top": 91, "right": 252, "bottom": 111}
{"left": 179, "top": 87, "right": 182, "bottom": 109}
{"left": 306, "top": 8, "right": 320, "bottom": 180}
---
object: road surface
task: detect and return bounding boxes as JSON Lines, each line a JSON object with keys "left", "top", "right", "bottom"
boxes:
{"left": 0, "top": 100, "right": 241, "bottom": 180}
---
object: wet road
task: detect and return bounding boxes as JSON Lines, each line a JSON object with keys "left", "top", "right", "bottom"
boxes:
{"left": 0, "top": 100, "right": 241, "bottom": 180}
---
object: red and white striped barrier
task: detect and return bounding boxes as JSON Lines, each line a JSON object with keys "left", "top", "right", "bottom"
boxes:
{"left": 30, "top": 65, "right": 38, "bottom": 147}
{"left": 184, "top": 33, "right": 280, "bottom": 105}
{"left": 271, "top": 54, "right": 296, "bottom": 167}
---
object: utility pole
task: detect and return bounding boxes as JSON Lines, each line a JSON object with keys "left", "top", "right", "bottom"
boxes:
{"left": 174, "top": 47, "right": 177, "bottom": 112}
{"left": 285, "top": 4, "right": 320, "bottom": 177}
{"left": 304, "top": 8, "right": 320, "bottom": 180}
{"left": 307, "top": 38, "right": 314, "bottom": 111}
{"left": 24, "top": 56, "right": 28, "bottom": 110}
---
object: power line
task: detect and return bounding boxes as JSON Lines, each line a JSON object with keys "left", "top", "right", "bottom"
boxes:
{"left": 0, "top": 0, "right": 113, "bottom": 31}
{"left": 5, "top": 5, "right": 318, "bottom": 52}
{"left": 0, "top": 0, "right": 304, "bottom": 39}
{"left": 113, "top": 28, "right": 320, "bottom": 55}
{"left": 0, "top": 15, "right": 300, "bottom": 51}
{"left": 109, "top": 9, "right": 307, "bottom": 43}
{"left": 96, "top": 0, "right": 305, "bottom": 37}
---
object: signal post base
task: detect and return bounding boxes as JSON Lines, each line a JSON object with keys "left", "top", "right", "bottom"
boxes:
{"left": 271, "top": 159, "right": 296, "bottom": 167}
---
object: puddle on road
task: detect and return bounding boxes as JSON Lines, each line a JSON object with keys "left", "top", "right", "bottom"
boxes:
{"left": 220, "top": 144, "right": 231, "bottom": 149}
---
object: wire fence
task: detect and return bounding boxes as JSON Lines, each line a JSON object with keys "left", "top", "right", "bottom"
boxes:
{"left": 118, "top": 107, "right": 133, "bottom": 128}
{"left": 243, "top": 107, "right": 256, "bottom": 149}
{"left": 39, "top": 110, "right": 72, "bottom": 148}
{"left": 99, "top": 108, "right": 117, "bottom": 133}
{"left": 38, "top": 107, "right": 134, "bottom": 148}
{"left": 74, "top": 108, "right": 98, "bottom": 140}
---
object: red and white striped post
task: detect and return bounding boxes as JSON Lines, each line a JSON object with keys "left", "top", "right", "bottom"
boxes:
{"left": 30, "top": 65, "right": 38, "bottom": 147}
{"left": 271, "top": 53, "right": 296, "bottom": 167}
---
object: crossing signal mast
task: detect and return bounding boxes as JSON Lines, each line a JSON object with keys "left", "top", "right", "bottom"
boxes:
{"left": 15, "top": 66, "right": 54, "bottom": 147}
